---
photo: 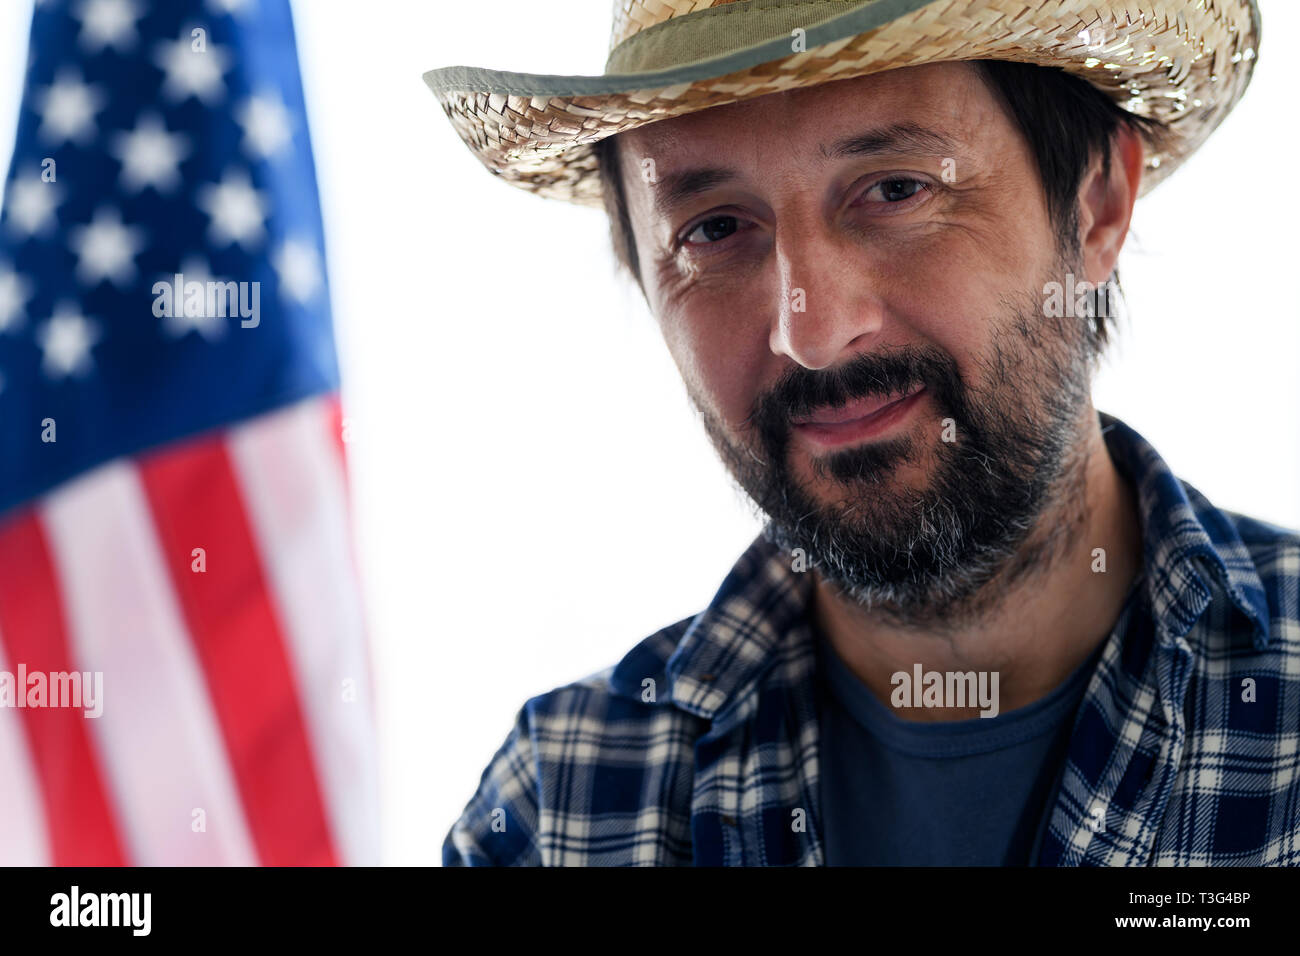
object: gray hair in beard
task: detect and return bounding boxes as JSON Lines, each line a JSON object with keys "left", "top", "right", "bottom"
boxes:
{"left": 692, "top": 281, "right": 1100, "bottom": 631}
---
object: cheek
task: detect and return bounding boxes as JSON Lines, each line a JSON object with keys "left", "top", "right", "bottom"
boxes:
{"left": 656, "top": 295, "right": 774, "bottom": 427}
{"left": 902, "top": 274, "right": 985, "bottom": 364}
{"left": 884, "top": 222, "right": 1047, "bottom": 375}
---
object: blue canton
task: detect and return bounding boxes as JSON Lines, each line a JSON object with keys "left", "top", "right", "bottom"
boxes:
{"left": 0, "top": 0, "right": 337, "bottom": 518}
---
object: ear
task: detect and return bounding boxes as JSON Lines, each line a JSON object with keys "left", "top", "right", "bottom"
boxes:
{"left": 1076, "top": 124, "right": 1144, "bottom": 285}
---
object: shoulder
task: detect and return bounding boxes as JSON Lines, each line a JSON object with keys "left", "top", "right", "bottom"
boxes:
{"left": 520, "top": 611, "right": 696, "bottom": 723}
{"left": 443, "top": 613, "right": 705, "bottom": 866}
{"left": 1220, "top": 507, "right": 1300, "bottom": 579}
{"left": 1177, "top": 480, "right": 1300, "bottom": 636}
{"left": 1200, "top": 494, "right": 1300, "bottom": 629}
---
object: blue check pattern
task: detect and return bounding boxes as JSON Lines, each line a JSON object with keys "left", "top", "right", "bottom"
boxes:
{"left": 444, "top": 414, "right": 1300, "bottom": 866}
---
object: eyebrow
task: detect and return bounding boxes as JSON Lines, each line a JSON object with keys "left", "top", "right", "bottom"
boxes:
{"left": 649, "top": 123, "right": 962, "bottom": 216}
{"left": 652, "top": 168, "right": 738, "bottom": 216}
{"left": 825, "top": 122, "right": 960, "bottom": 161}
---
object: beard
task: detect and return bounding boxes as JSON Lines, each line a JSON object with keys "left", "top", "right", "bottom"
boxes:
{"left": 693, "top": 270, "right": 1100, "bottom": 630}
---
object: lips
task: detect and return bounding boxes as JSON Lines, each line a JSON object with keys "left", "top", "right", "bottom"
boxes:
{"left": 790, "top": 384, "right": 925, "bottom": 427}
{"left": 789, "top": 384, "right": 927, "bottom": 451}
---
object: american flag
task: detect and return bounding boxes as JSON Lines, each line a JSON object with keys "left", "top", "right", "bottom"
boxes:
{"left": 0, "top": 0, "right": 380, "bottom": 865}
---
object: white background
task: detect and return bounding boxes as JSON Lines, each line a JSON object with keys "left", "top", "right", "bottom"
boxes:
{"left": 1, "top": 0, "right": 1296, "bottom": 866}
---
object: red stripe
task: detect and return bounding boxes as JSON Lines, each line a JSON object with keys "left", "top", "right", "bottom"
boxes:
{"left": 0, "top": 510, "right": 128, "bottom": 865}
{"left": 139, "top": 437, "right": 339, "bottom": 866}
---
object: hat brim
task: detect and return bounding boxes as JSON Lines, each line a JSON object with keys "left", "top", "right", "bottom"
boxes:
{"left": 425, "top": 0, "right": 1260, "bottom": 207}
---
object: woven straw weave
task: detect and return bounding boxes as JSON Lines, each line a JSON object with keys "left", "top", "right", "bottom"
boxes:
{"left": 435, "top": 0, "right": 1259, "bottom": 207}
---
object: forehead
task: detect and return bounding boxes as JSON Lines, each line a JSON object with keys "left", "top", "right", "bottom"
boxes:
{"left": 618, "top": 61, "right": 1002, "bottom": 166}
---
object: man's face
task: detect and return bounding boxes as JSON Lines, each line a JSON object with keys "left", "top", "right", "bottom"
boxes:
{"left": 617, "top": 62, "right": 1103, "bottom": 625}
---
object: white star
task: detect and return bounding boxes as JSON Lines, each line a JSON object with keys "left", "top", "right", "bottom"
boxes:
{"left": 35, "top": 70, "right": 106, "bottom": 145}
{"left": 76, "top": 0, "right": 142, "bottom": 53}
{"left": 69, "top": 207, "right": 147, "bottom": 288}
{"left": 111, "top": 112, "right": 191, "bottom": 193}
{"left": 236, "top": 94, "right": 293, "bottom": 159}
{"left": 3, "top": 168, "right": 63, "bottom": 239}
{"left": 0, "top": 264, "right": 32, "bottom": 333}
{"left": 196, "top": 169, "right": 267, "bottom": 249}
{"left": 273, "top": 239, "right": 322, "bottom": 304}
{"left": 158, "top": 256, "right": 228, "bottom": 341}
{"left": 154, "top": 29, "right": 230, "bottom": 104}
{"left": 36, "top": 304, "right": 101, "bottom": 379}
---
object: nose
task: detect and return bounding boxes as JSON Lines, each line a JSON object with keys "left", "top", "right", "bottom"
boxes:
{"left": 769, "top": 225, "right": 886, "bottom": 370}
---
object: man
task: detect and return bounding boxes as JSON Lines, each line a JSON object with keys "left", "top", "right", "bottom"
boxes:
{"left": 428, "top": 1, "right": 1296, "bottom": 865}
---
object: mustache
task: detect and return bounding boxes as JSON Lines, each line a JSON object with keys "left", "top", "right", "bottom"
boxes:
{"left": 747, "top": 346, "right": 964, "bottom": 435}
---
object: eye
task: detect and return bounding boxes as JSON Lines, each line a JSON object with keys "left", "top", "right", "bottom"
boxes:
{"left": 859, "top": 176, "right": 929, "bottom": 205}
{"left": 683, "top": 215, "right": 743, "bottom": 246}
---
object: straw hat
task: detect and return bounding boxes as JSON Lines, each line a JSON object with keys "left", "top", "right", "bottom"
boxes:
{"left": 425, "top": 0, "right": 1260, "bottom": 207}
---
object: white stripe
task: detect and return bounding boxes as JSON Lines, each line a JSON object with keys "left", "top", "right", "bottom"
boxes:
{"left": 40, "top": 463, "right": 258, "bottom": 865}
{"left": 0, "top": 631, "right": 52, "bottom": 865}
{"left": 227, "top": 397, "right": 381, "bottom": 865}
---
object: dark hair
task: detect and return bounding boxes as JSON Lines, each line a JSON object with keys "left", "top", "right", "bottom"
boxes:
{"left": 593, "top": 59, "right": 1168, "bottom": 349}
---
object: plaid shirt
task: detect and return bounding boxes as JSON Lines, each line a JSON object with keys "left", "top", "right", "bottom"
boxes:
{"left": 444, "top": 414, "right": 1300, "bottom": 866}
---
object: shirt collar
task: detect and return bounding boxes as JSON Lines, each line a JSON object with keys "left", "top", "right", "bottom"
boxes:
{"left": 615, "top": 412, "right": 1273, "bottom": 722}
{"left": 1099, "top": 412, "right": 1271, "bottom": 650}
{"left": 660, "top": 532, "right": 813, "bottom": 726}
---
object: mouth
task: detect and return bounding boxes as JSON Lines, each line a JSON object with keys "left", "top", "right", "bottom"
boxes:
{"left": 790, "top": 385, "right": 927, "bottom": 451}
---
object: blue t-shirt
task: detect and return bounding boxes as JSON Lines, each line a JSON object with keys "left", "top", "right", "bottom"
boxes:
{"left": 815, "top": 622, "right": 1111, "bottom": 866}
